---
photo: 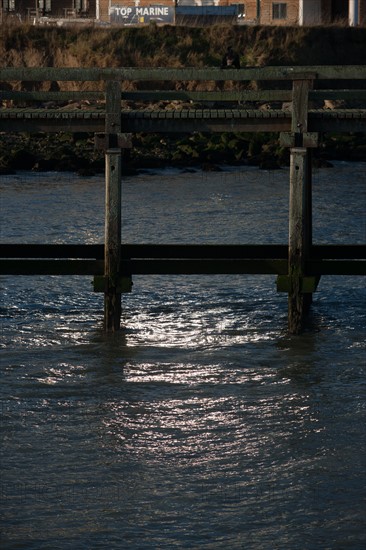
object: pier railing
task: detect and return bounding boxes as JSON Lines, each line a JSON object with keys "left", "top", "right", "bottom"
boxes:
{"left": 1, "top": 66, "right": 366, "bottom": 133}
{"left": 1, "top": 66, "right": 365, "bottom": 333}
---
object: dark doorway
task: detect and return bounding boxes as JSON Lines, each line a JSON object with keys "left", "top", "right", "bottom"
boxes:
{"left": 331, "top": 0, "right": 349, "bottom": 22}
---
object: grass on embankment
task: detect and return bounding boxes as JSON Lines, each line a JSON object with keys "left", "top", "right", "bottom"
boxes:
{"left": 2, "top": 21, "right": 366, "bottom": 71}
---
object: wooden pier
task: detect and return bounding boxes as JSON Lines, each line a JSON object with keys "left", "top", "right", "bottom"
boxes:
{"left": 1, "top": 66, "right": 365, "bottom": 333}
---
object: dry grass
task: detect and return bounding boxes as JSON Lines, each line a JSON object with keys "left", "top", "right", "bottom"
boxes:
{"left": 1, "top": 20, "right": 365, "bottom": 73}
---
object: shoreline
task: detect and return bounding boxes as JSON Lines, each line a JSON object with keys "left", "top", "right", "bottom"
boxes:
{"left": 1, "top": 131, "right": 364, "bottom": 177}
{"left": 1, "top": 24, "right": 365, "bottom": 175}
{"left": 2, "top": 159, "right": 365, "bottom": 181}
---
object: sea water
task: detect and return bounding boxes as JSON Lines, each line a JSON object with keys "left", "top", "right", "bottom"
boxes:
{"left": 1, "top": 162, "right": 365, "bottom": 549}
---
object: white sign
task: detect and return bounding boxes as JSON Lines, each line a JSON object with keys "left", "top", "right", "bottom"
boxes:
{"left": 110, "top": 5, "right": 174, "bottom": 24}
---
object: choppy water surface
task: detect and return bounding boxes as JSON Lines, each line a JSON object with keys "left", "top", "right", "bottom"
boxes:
{"left": 1, "top": 163, "right": 365, "bottom": 549}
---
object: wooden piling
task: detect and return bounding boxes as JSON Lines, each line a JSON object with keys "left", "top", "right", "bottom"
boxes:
{"left": 104, "top": 81, "right": 122, "bottom": 331}
{"left": 288, "top": 147, "right": 310, "bottom": 333}
{"left": 287, "top": 77, "right": 314, "bottom": 333}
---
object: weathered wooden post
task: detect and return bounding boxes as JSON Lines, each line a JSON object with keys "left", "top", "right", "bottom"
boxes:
{"left": 278, "top": 75, "right": 319, "bottom": 333}
{"left": 288, "top": 146, "right": 309, "bottom": 333}
{"left": 288, "top": 76, "right": 318, "bottom": 333}
{"left": 104, "top": 80, "right": 122, "bottom": 331}
{"left": 93, "top": 80, "right": 132, "bottom": 331}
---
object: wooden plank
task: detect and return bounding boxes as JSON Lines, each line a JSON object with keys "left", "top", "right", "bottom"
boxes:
{"left": 1, "top": 244, "right": 363, "bottom": 261}
{"left": 117, "top": 116, "right": 292, "bottom": 134}
{"left": 121, "top": 259, "right": 288, "bottom": 275}
{"left": 121, "top": 90, "right": 292, "bottom": 102}
{"left": 121, "top": 244, "right": 288, "bottom": 259}
{"left": 307, "top": 260, "right": 366, "bottom": 276}
{"left": 0, "top": 115, "right": 366, "bottom": 134}
{"left": 1, "top": 258, "right": 363, "bottom": 277}
{"left": 0, "top": 117, "right": 105, "bottom": 133}
{"left": 310, "top": 90, "right": 366, "bottom": 101}
{"left": 309, "top": 245, "right": 365, "bottom": 259}
{"left": 0, "top": 260, "right": 104, "bottom": 275}
{"left": 0, "top": 244, "right": 104, "bottom": 258}
{"left": 308, "top": 116, "right": 366, "bottom": 133}
{"left": 0, "top": 91, "right": 105, "bottom": 101}
{"left": 1, "top": 66, "right": 365, "bottom": 82}
{"left": 1, "top": 108, "right": 365, "bottom": 135}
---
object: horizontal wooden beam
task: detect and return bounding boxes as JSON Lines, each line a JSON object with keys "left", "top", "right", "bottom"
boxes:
{"left": 1, "top": 108, "right": 364, "bottom": 134}
{"left": 0, "top": 259, "right": 104, "bottom": 275}
{"left": 0, "top": 243, "right": 104, "bottom": 258}
{"left": 0, "top": 90, "right": 292, "bottom": 103}
{"left": 310, "top": 245, "right": 365, "bottom": 259}
{"left": 0, "top": 91, "right": 106, "bottom": 102}
{"left": 2, "top": 118, "right": 366, "bottom": 134}
{"left": 310, "top": 90, "right": 366, "bottom": 100}
{"left": 1, "top": 66, "right": 365, "bottom": 82}
{"left": 0, "top": 258, "right": 288, "bottom": 276}
{"left": 121, "top": 244, "right": 288, "bottom": 259}
{"left": 120, "top": 90, "right": 292, "bottom": 102}
{"left": 0, "top": 117, "right": 290, "bottom": 134}
{"left": 1, "top": 243, "right": 364, "bottom": 260}
{"left": 1, "top": 258, "right": 364, "bottom": 276}
{"left": 1, "top": 89, "right": 365, "bottom": 105}
{"left": 0, "top": 118, "right": 104, "bottom": 133}
{"left": 121, "top": 109, "right": 292, "bottom": 133}
{"left": 121, "top": 259, "right": 288, "bottom": 275}
{"left": 307, "top": 260, "right": 366, "bottom": 276}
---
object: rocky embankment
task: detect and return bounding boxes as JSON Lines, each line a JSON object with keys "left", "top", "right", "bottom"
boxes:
{"left": 1, "top": 22, "right": 365, "bottom": 174}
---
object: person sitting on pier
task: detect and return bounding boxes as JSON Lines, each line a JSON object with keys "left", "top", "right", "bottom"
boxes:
{"left": 221, "top": 46, "right": 241, "bottom": 69}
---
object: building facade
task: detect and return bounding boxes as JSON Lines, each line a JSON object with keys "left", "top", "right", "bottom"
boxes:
{"left": 1, "top": 0, "right": 365, "bottom": 26}
{"left": 105, "top": 1, "right": 366, "bottom": 26}
{"left": 1, "top": 0, "right": 95, "bottom": 19}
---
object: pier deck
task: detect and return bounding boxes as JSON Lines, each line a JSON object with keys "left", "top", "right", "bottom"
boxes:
{"left": 1, "top": 107, "right": 366, "bottom": 133}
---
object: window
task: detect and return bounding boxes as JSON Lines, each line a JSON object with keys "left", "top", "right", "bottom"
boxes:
{"left": 237, "top": 4, "right": 246, "bottom": 19}
{"left": 2, "top": 0, "right": 15, "bottom": 11}
{"left": 272, "top": 3, "right": 287, "bottom": 20}
{"left": 38, "top": 0, "right": 51, "bottom": 12}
